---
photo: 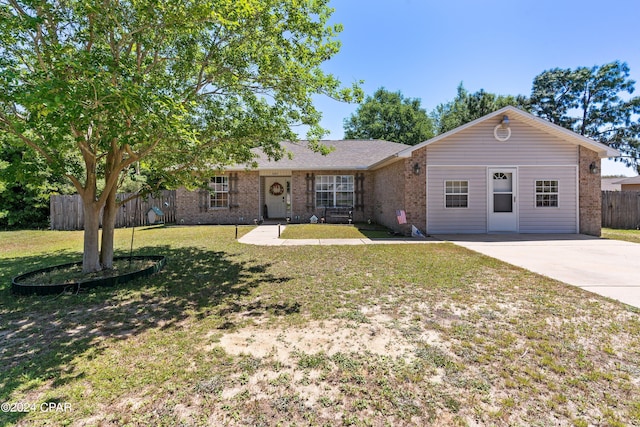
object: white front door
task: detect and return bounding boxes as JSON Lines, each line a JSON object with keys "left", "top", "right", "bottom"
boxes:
{"left": 488, "top": 168, "right": 518, "bottom": 232}
{"left": 265, "top": 177, "right": 289, "bottom": 219}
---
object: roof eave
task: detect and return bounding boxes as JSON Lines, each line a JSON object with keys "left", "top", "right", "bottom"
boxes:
{"left": 224, "top": 165, "right": 372, "bottom": 171}
{"left": 369, "top": 153, "right": 407, "bottom": 170}
{"left": 397, "top": 106, "right": 621, "bottom": 159}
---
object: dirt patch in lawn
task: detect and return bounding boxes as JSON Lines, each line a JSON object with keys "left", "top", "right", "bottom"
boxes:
{"left": 216, "top": 313, "right": 443, "bottom": 362}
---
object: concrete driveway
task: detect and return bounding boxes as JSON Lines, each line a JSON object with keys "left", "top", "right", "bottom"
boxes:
{"left": 434, "top": 234, "right": 640, "bottom": 309}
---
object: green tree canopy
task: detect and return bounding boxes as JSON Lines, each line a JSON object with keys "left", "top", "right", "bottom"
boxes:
{"left": 431, "top": 83, "right": 530, "bottom": 134}
{"left": 0, "top": 0, "right": 361, "bottom": 272}
{"left": 530, "top": 61, "right": 640, "bottom": 171}
{"left": 343, "top": 87, "right": 434, "bottom": 145}
{"left": 0, "top": 139, "right": 75, "bottom": 228}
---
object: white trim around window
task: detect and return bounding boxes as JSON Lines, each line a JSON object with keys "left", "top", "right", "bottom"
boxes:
{"left": 444, "top": 180, "right": 469, "bottom": 208}
{"left": 209, "top": 176, "right": 229, "bottom": 209}
{"left": 315, "top": 175, "right": 354, "bottom": 208}
{"left": 535, "top": 179, "right": 559, "bottom": 208}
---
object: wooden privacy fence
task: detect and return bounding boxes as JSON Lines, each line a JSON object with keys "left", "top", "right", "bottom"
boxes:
{"left": 602, "top": 191, "right": 640, "bottom": 229}
{"left": 50, "top": 190, "right": 176, "bottom": 231}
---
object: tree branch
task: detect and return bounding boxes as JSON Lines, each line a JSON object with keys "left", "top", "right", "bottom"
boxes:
{"left": 8, "top": 0, "right": 29, "bottom": 17}
{"left": 0, "top": 111, "right": 58, "bottom": 164}
{"left": 86, "top": 13, "right": 95, "bottom": 52}
{"left": 97, "top": 137, "right": 161, "bottom": 207}
{"left": 65, "top": 173, "right": 86, "bottom": 196}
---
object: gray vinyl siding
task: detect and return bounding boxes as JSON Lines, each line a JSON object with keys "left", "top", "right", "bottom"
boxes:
{"left": 422, "top": 117, "right": 581, "bottom": 234}
{"left": 425, "top": 120, "right": 578, "bottom": 166}
{"left": 427, "top": 166, "right": 487, "bottom": 233}
{"left": 426, "top": 166, "right": 578, "bottom": 234}
{"left": 518, "top": 166, "right": 578, "bottom": 233}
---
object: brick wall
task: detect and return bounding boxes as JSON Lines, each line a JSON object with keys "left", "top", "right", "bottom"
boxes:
{"left": 371, "top": 150, "right": 427, "bottom": 235}
{"left": 578, "top": 147, "right": 601, "bottom": 236}
{"left": 176, "top": 171, "right": 260, "bottom": 225}
{"left": 372, "top": 160, "right": 406, "bottom": 233}
{"left": 176, "top": 170, "right": 378, "bottom": 225}
{"left": 403, "top": 148, "right": 427, "bottom": 234}
{"left": 174, "top": 158, "right": 430, "bottom": 231}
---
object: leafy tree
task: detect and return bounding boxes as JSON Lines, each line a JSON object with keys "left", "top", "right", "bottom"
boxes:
{"left": 432, "top": 83, "right": 530, "bottom": 134}
{"left": 0, "top": 141, "right": 74, "bottom": 229}
{"left": 0, "top": 0, "right": 360, "bottom": 272}
{"left": 530, "top": 61, "right": 640, "bottom": 171}
{"left": 343, "top": 87, "right": 434, "bottom": 145}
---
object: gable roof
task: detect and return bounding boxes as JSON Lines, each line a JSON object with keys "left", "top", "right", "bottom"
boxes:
{"left": 241, "top": 139, "right": 411, "bottom": 170}
{"left": 613, "top": 175, "right": 640, "bottom": 185}
{"left": 397, "top": 106, "right": 620, "bottom": 159}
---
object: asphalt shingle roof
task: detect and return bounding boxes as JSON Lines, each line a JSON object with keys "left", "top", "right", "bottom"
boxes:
{"left": 614, "top": 175, "right": 640, "bottom": 185}
{"left": 250, "top": 140, "right": 410, "bottom": 170}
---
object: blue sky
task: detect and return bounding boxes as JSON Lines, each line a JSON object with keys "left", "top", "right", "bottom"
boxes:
{"left": 312, "top": 0, "right": 640, "bottom": 176}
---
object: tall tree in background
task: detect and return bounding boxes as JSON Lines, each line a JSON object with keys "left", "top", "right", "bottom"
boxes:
{"left": 530, "top": 61, "right": 640, "bottom": 171}
{"left": 431, "top": 83, "right": 530, "bottom": 134}
{"left": 0, "top": 141, "right": 74, "bottom": 228}
{"left": 0, "top": 0, "right": 361, "bottom": 272}
{"left": 343, "top": 88, "right": 434, "bottom": 145}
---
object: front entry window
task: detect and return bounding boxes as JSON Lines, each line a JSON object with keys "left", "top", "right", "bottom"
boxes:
{"left": 316, "top": 175, "right": 354, "bottom": 207}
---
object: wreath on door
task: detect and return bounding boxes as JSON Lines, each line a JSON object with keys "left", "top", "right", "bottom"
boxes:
{"left": 269, "top": 182, "right": 285, "bottom": 196}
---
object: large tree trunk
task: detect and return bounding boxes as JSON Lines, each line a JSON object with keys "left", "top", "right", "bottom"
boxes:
{"left": 100, "top": 185, "right": 118, "bottom": 270}
{"left": 82, "top": 200, "right": 102, "bottom": 273}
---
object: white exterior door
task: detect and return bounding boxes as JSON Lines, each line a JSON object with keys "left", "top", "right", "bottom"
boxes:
{"left": 488, "top": 168, "right": 518, "bottom": 232}
{"left": 265, "top": 177, "right": 288, "bottom": 219}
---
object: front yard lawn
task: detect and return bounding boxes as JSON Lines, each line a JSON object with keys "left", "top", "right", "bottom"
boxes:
{"left": 1, "top": 226, "right": 639, "bottom": 426}
{"left": 280, "top": 223, "right": 405, "bottom": 239}
{"left": 602, "top": 227, "right": 640, "bottom": 244}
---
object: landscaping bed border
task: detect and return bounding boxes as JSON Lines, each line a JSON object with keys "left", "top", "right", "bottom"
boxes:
{"left": 11, "top": 255, "right": 166, "bottom": 296}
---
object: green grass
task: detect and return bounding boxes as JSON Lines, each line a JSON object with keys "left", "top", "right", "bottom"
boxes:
{"left": 1, "top": 226, "right": 639, "bottom": 426}
{"left": 280, "top": 223, "right": 405, "bottom": 239}
{"left": 602, "top": 227, "right": 640, "bottom": 244}
{"left": 16, "top": 258, "right": 155, "bottom": 285}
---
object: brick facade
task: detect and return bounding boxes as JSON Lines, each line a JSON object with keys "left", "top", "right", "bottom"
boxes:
{"left": 177, "top": 169, "right": 377, "bottom": 225}
{"left": 372, "top": 160, "right": 406, "bottom": 232}
{"left": 289, "top": 170, "right": 374, "bottom": 223}
{"left": 403, "top": 148, "right": 427, "bottom": 234}
{"left": 578, "top": 146, "right": 602, "bottom": 236}
{"left": 370, "top": 148, "right": 428, "bottom": 235}
{"left": 175, "top": 139, "right": 605, "bottom": 235}
{"left": 176, "top": 171, "right": 260, "bottom": 225}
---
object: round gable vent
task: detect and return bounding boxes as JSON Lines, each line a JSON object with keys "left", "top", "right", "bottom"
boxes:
{"left": 493, "top": 124, "right": 511, "bottom": 142}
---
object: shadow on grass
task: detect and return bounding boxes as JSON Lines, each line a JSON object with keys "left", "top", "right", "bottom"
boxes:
{"left": 353, "top": 223, "right": 406, "bottom": 239}
{"left": 0, "top": 244, "right": 289, "bottom": 424}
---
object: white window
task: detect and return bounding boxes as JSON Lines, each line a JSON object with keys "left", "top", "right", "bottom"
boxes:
{"left": 315, "top": 175, "right": 354, "bottom": 208}
{"left": 210, "top": 176, "right": 229, "bottom": 208}
{"left": 445, "top": 180, "right": 468, "bottom": 208}
{"left": 535, "top": 180, "right": 558, "bottom": 207}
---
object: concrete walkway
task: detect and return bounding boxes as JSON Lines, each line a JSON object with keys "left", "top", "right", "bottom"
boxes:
{"left": 238, "top": 224, "right": 441, "bottom": 246}
{"left": 434, "top": 234, "right": 640, "bottom": 309}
